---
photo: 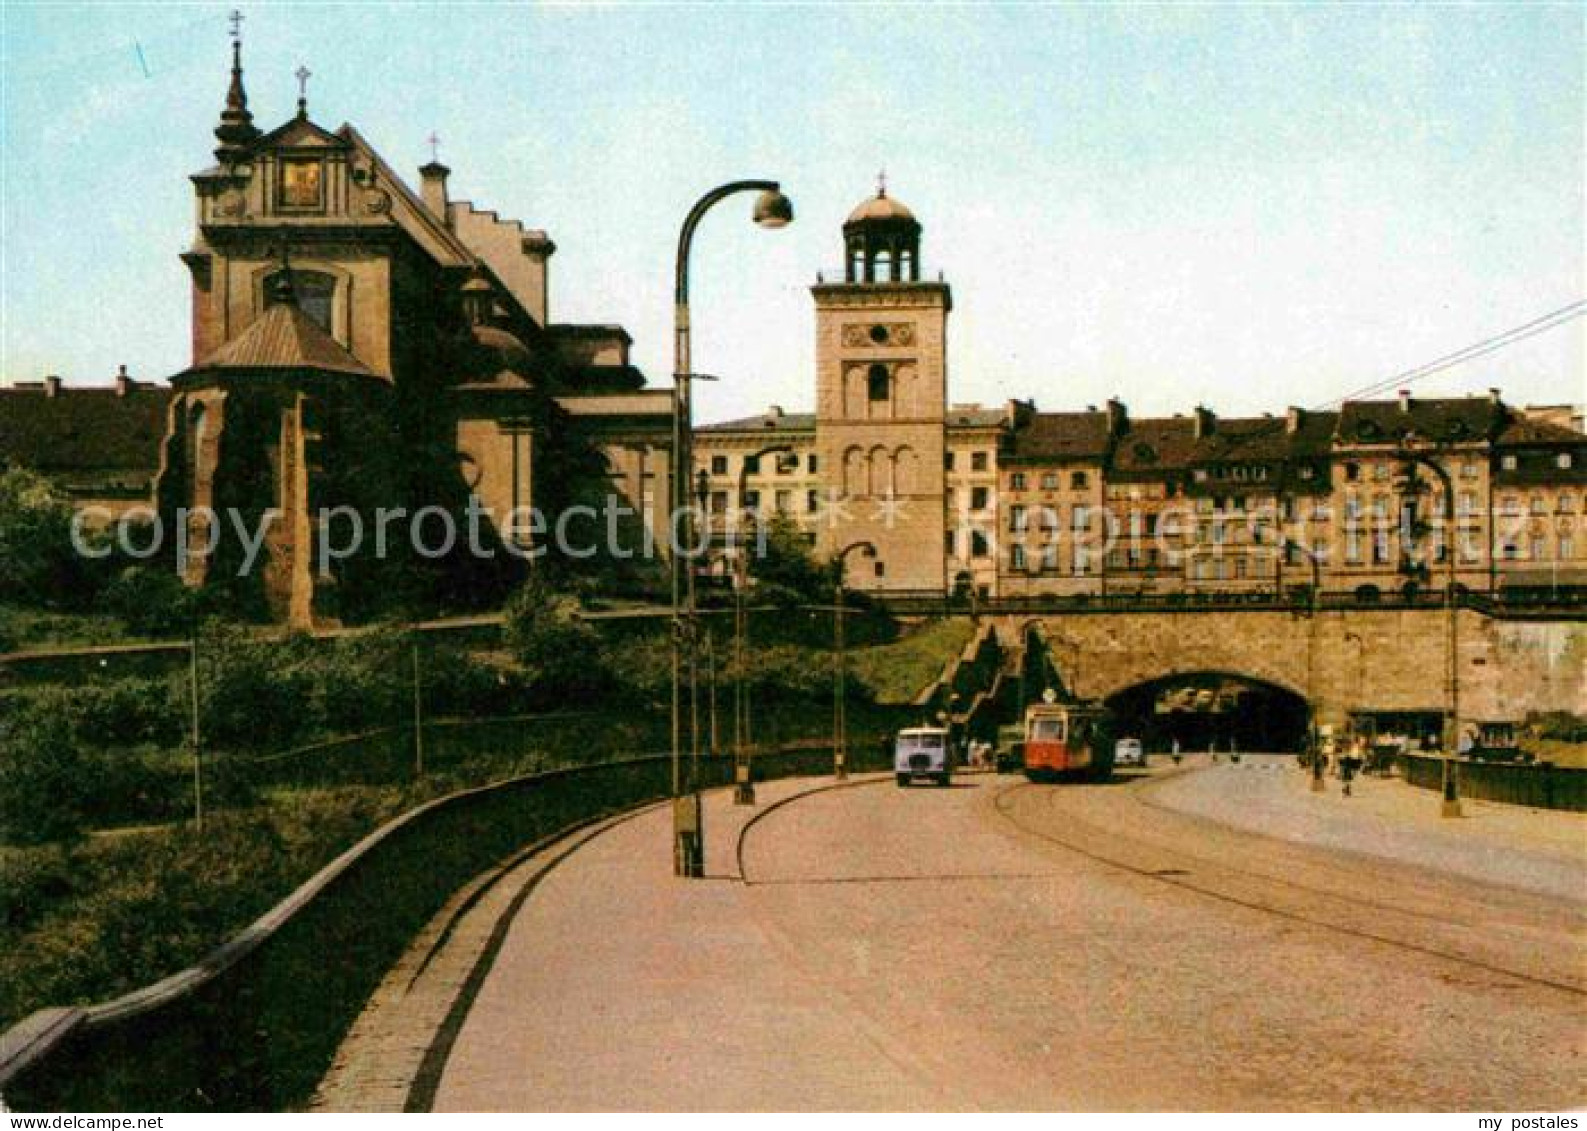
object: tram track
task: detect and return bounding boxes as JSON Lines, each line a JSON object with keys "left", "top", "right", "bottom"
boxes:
{"left": 990, "top": 772, "right": 1587, "bottom": 998}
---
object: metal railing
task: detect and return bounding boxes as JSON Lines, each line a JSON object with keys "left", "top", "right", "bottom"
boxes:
{"left": 0, "top": 744, "right": 892, "bottom": 1112}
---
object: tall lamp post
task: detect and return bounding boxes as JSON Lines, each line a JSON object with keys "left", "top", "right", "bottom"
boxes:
{"left": 1278, "top": 534, "right": 1326, "bottom": 790}
{"left": 732, "top": 442, "right": 794, "bottom": 804}
{"left": 1396, "top": 433, "right": 1462, "bottom": 818}
{"left": 832, "top": 540, "right": 877, "bottom": 779}
{"left": 669, "top": 180, "right": 794, "bottom": 877}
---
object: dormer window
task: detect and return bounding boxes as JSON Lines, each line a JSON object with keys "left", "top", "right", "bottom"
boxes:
{"left": 265, "top": 269, "right": 335, "bottom": 332}
{"left": 278, "top": 157, "right": 324, "bottom": 209}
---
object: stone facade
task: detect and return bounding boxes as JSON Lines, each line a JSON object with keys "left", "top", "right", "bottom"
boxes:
{"left": 991, "top": 609, "right": 1587, "bottom": 728}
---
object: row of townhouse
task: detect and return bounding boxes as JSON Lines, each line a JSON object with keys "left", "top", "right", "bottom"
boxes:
{"left": 695, "top": 390, "right": 1585, "bottom": 600}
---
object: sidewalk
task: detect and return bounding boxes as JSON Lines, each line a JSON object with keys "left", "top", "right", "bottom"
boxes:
{"left": 1142, "top": 755, "right": 1586, "bottom": 902}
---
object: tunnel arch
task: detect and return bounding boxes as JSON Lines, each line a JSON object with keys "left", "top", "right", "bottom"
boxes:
{"left": 1102, "top": 669, "right": 1310, "bottom": 754}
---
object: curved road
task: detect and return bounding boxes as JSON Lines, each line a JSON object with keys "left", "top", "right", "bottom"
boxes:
{"left": 344, "top": 763, "right": 1585, "bottom": 1111}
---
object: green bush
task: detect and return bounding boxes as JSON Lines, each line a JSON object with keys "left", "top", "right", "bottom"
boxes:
{"left": 503, "top": 579, "right": 613, "bottom": 707}
{"left": 97, "top": 566, "right": 198, "bottom": 639}
{"left": 0, "top": 707, "right": 89, "bottom": 845}
{"left": 1526, "top": 710, "right": 1587, "bottom": 743}
{"left": 0, "top": 468, "right": 89, "bottom": 609}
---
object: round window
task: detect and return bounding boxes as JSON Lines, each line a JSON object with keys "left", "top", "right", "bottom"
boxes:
{"left": 869, "top": 324, "right": 890, "bottom": 345}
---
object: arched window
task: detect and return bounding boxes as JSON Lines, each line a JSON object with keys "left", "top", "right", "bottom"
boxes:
{"left": 894, "top": 446, "right": 919, "bottom": 494}
{"left": 265, "top": 269, "right": 336, "bottom": 333}
{"left": 867, "top": 363, "right": 890, "bottom": 403}
{"left": 842, "top": 446, "right": 866, "bottom": 496}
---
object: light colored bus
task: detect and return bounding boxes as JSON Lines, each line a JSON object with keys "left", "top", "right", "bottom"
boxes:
{"left": 894, "top": 726, "right": 952, "bottom": 787}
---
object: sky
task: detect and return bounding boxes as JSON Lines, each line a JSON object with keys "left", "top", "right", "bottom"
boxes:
{"left": 1, "top": 2, "right": 1582, "bottom": 424}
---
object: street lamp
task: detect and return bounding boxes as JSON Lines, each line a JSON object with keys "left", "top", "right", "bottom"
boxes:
{"left": 732, "top": 442, "right": 794, "bottom": 804}
{"left": 670, "top": 180, "right": 794, "bottom": 878}
{"left": 832, "top": 540, "right": 877, "bottom": 779}
{"left": 1277, "top": 535, "right": 1323, "bottom": 772}
{"left": 1397, "top": 433, "right": 1462, "bottom": 818}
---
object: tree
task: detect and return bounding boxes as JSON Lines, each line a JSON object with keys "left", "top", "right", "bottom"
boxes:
{"left": 748, "top": 513, "right": 831, "bottom": 606}
{"left": 0, "top": 467, "right": 86, "bottom": 608}
{"left": 502, "top": 577, "right": 612, "bottom": 706}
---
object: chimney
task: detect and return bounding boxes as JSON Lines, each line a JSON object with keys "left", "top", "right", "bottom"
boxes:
{"left": 115, "top": 364, "right": 132, "bottom": 397}
{"left": 44, "top": 375, "right": 62, "bottom": 398}
{"left": 419, "top": 161, "right": 451, "bottom": 226}
{"left": 1398, "top": 388, "right": 1411, "bottom": 413}
{"left": 1286, "top": 406, "right": 1302, "bottom": 434}
{"left": 1105, "top": 397, "right": 1128, "bottom": 437}
{"left": 1488, "top": 387, "right": 1502, "bottom": 405}
{"left": 1193, "top": 404, "right": 1215, "bottom": 439}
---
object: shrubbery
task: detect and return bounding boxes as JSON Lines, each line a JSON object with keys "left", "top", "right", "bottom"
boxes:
{"left": 503, "top": 578, "right": 614, "bottom": 707}
{"left": 0, "top": 707, "right": 89, "bottom": 846}
{"left": 1526, "top": 710, "right": 1587, "bottom": 743}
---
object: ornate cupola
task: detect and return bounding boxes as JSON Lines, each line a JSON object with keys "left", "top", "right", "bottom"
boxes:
{"left": 212, "top": 17, "right": 261, "bottom": 166}
{"left": 843, "top": 174, "right": 922, "bottom": 283}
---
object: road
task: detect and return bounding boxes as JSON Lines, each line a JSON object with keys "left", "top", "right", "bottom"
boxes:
{"left": 320, "top": 759, "right": 1586, "bottom": 1111}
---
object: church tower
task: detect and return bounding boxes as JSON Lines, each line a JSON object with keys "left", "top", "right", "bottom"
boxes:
{"left": 813, "top": 181, "right": 951, "bottom": 593}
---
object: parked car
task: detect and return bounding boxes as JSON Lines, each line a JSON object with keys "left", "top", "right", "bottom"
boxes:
{"left": 1114, "top": 737, "right": 1145, "bottom": 767}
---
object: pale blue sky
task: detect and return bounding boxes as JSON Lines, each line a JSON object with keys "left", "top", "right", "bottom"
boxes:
{"left": 2, "top": 2, "right": 1582, "bottom": 421}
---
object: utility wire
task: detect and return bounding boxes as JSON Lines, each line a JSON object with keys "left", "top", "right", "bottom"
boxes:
{"left": 1312, "top": 301, "right": 1586, "bottom": 411}
{"left": 1202, "top": 300, "right": 1586, "bottom": 461}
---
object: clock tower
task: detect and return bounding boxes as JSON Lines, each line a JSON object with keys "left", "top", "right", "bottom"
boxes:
{"left": 813, "top": 182, "right": 951, "bottom": 593}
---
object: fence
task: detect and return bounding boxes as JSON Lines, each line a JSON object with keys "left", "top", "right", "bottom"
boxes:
{"left": 0, "top": 744, "right": 887, "bottom": 1112}
{"left": 1397, "top": 753, "right": 1587, "bottom": 812}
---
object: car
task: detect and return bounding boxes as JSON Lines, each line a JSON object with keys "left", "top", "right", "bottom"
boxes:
{"left": 1114, "top": 737, "right": 1144, "bottom": 767}
{"left": 994, "top": 723, "right": 1024, "bottom": 774}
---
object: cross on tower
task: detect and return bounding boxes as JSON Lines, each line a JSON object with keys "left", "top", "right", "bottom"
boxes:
{"left": 428, "top": 132, "right": 441, "bottom": 163}
{"left": 294, "top": 64, "right": 311, "bottom": 116}
{"left": 228, "top": 9, "right": 243, "bottom": 42}
{"left": 877, "top": 168, "right": 887, "bottom": 197}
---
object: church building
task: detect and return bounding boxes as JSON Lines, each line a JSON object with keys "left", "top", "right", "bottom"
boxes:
{"left": 1, "top": 29, "right": 674, "bottom": 625}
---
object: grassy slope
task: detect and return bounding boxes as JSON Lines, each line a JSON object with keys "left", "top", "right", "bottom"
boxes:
{"left": 847, "top": 617, "right": 975, "bottom": 705}
{"left": 0, "top": 604, "right": 146, "bottom": 652}
{"left": 1527, "top": 739, "right": 1587, "bottom": 768}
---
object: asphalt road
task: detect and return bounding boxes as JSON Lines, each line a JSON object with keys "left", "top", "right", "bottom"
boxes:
{"left": 399, "top": 763, "right": 1586, "bottom": 1111}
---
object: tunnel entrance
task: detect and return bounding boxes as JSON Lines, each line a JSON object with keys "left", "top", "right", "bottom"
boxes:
{"left": 1104, "top": 672, "right": 1310, "bottom": 754}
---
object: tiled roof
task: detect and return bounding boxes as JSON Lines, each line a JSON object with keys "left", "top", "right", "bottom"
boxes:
{"left": 698, "top": 410, "right": 816, "bottom": 434}
{"left": 1335, "top": 397, "right": 1504, "bottom": 446}
{"left": 946, "top": 407, "right": 1006, "bottom": 429}
{"left": 0, "top": 384, "right": 172, "bottom": 474}
{"left": 187, "top": 301, "right": 381, "bottom": 380}
{"left": 1004, "top": 412, "right": 1110, "bottom": 462}
{"left": 1497, "top": 414, "right": 1584, "bottom": 446}
{"left": 1110, "top": 417, "right": 1199, "bottom": 474}
{"left": 1191, "top": 416, "right": 1293, "bottom": 463}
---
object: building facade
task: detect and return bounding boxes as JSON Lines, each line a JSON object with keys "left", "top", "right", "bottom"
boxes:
{"left": 1, "top": 34, "right": 673, "bottom": 624}
{"left": 695, "top": 189, "right": 1587, "bottom": 601}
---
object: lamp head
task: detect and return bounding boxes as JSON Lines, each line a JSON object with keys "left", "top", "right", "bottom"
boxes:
{"left": 753, "top": 187, "right": 794, "bottom": 229}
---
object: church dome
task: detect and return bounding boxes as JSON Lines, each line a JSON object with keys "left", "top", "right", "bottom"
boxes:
{"left": 842, "top": 179, "right": 922, "bottom": 284}
{"left": 846, "top": 190, "right": 916, "bottom": 226}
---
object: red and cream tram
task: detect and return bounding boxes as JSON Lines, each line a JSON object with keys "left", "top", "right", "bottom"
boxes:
{"left": 1022, "top": 694, "right": 1114, "bottom": 782}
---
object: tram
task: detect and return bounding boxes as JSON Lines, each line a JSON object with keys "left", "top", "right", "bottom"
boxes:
{"left": 1022, "top": 691, "right": 1114, "bottom": 782}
